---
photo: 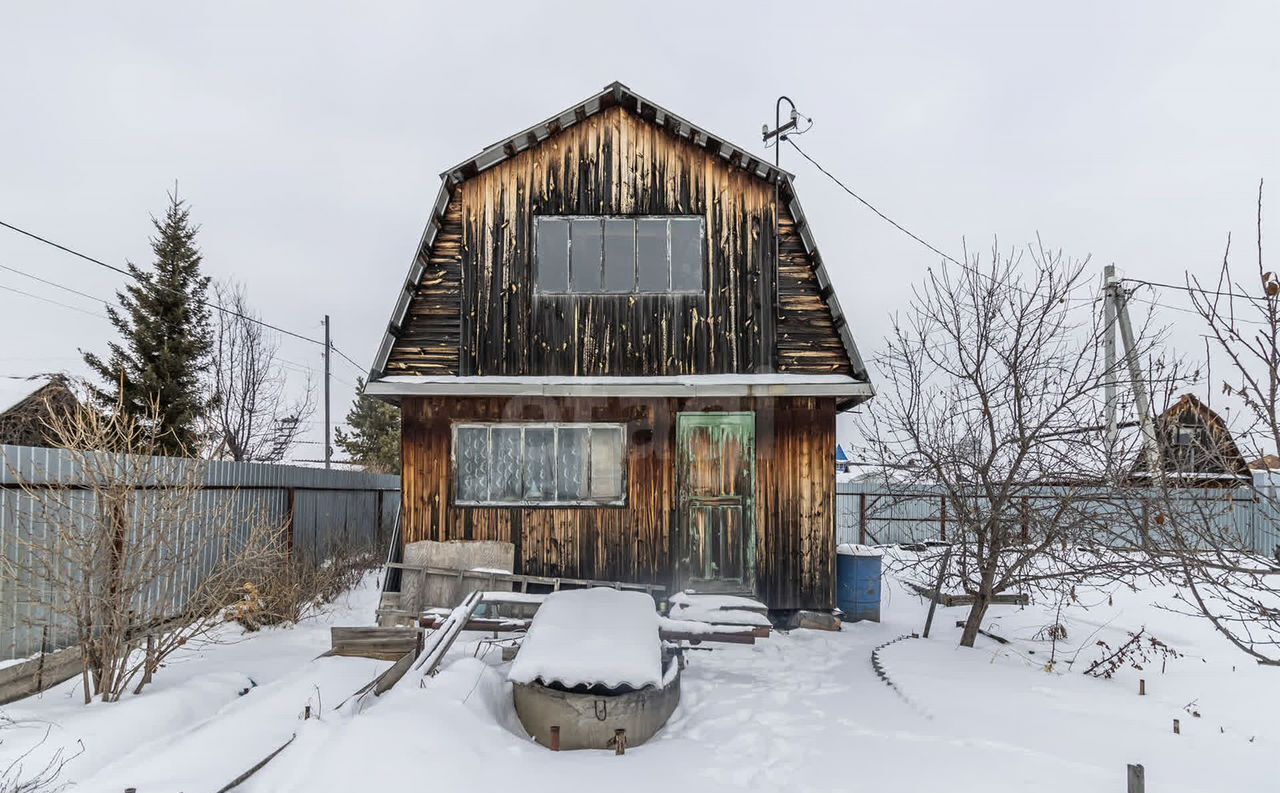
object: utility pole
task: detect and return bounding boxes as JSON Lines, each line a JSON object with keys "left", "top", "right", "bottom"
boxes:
{"left": 1105, "top": 268, "right": 1162, "bottom": 482}
{"left": 1104, "top": 264, "right": 1118, "bottom": 448}
{"left": 323, "top": 314, "right": 332, "bottom": 470}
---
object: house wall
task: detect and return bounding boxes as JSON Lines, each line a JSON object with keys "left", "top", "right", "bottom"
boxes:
{"left": 383, "top": 105, "right": 851, "bottom": 378}
{"left": 400, "top": 395, "right": 836, "bottom": 610}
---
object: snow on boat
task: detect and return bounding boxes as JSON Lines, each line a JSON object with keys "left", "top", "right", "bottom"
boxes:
{"left": 508, "top": 588, "right": 680, "bottom": 751}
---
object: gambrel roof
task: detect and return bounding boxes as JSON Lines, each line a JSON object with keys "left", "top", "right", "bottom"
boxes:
{"left": 367, "top": 81, "right": 869, "bottom": 396}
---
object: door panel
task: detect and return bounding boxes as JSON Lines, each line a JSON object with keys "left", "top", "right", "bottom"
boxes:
{"left": 676, "top": 412, "right": 755, "bottom": 594}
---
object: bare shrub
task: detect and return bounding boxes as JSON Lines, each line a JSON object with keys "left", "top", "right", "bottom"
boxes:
{"left": 0, "top": 715, "right": 81, "bottom": 793}
{"left": 1085, "top": 628, "right": 1182, "bottom": 678}
{"left": 227, "top": 538, "right": 380, "bottom": 631}
{"left": 4, "top": 399, "right": 282, "bottom": 702}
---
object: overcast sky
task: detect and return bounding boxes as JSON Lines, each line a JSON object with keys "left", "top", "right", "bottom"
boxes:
{"left": 2, "top": 2, "right": 1277, "bottom": 459}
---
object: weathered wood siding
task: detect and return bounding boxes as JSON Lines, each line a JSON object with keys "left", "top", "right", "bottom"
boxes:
{"left": 400, "top": 395, "right": 835, "bottom": 610}
{"left": 384, "top": 105, "right": 852, "bottom": 377}
{"left": 384, "top": 195, "right": 464, "bottom": 375}
{"left": 775, "top": 205, "right": 851, "bottom": 374}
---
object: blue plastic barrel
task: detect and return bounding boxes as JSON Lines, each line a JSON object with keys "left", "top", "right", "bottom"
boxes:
{"left": 836, "top": 544, "right": 882, "bottom": 622}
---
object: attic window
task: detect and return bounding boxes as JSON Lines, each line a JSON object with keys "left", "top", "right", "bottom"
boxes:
{"left": 534, "top": 216, "right": 704, "bottom": 295}
{"left": 453, "top": 422, "right": 626, "bottom": 506}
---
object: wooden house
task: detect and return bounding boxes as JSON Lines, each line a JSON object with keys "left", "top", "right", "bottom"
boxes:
{"left": 365, "top": 83, "right": 873, "bottom": 612}
{"left": 1129, "top": 393, "right": 1250, "bottom": 487}
{"left": 0, "top": 374, "right": 80, "bottom": 447}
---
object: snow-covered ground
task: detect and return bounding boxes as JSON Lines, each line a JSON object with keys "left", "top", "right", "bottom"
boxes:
{"left": 2, "top": 564, "right": 1277, "bottom": 792}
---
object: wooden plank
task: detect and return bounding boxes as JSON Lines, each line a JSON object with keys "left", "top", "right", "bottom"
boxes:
{"left": 373, "top": 648, "right": 419, "bottom": 696}
{"left": 413, "top": 590, "right": 484, "bottom": 676}
{"left": 0, "top": 646, "right": 82, "bottom": 705}
{"left": 329, "top": 627, "right": 418, "bottom": 660}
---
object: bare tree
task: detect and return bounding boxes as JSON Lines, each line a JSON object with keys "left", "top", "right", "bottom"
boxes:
{"left": 863, "top": 241, "right": 1157, "bottom": 647}
{"left": 208, "top": 279, "right": 313, "bottom": 462}
{"left": 1146, "top": 181, "right": 1280, "bottom": 665}
{"left": 3, "top": 399, "right": 285, "bottom": 702}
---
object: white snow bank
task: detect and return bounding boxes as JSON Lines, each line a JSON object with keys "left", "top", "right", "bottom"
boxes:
{"left": 507, "top": 588, "right": 661, "bottom": 690}
{"left": 668, "top": 592, "right": 771, "bottom": 627}
{"left": 836, "top": 543, "right": 884, "bottom": 557}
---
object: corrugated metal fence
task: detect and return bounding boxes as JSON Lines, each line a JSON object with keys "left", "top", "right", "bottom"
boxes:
{"left": 0, "top": 444, "right": 399, "bottom": 660}
{"left": 836, "top": 480, "right": 1280, "bottom": 556}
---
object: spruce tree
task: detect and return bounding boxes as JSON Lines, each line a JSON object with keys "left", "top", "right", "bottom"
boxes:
{"left": 334, "top": 377, "right": 401, "bottom": 473}
{"left": 83, "top": 191, "right": 213, "bottom": 455}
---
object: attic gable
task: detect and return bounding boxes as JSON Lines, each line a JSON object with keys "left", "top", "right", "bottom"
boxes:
{"left": 369, "top": 82, "right": 867, "bottom": 387}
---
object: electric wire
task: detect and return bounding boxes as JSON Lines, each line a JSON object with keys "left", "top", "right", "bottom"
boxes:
{"left": 784, "top": 138, "right": 1094, "bottom": 309}
{"left": 0, "top": 282, "right": 107, "bottom": 319}
{"left": 0, "top": 262, "right": 111, "bottom": 308}
{"left": 0, "top": 218, "right": 368, "bottom": 372}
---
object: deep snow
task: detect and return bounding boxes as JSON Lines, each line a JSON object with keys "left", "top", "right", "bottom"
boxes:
{"left": 2, "top": 564, "right": 1277, "bottom": 792}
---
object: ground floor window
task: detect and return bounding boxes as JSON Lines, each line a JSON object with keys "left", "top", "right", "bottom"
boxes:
{"left": 452, "top": 422, "right": 626, "bottom": 506}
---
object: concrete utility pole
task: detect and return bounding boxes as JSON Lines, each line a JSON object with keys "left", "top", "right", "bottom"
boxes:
{"left": 1104, "top": 264, "right": 1118, "bottom": 448}
{"left": 323, "top": 314, "right": 332, "bottom": 470}
{"left": 1105, "top": 268, "right": 1161, "bottom": 482}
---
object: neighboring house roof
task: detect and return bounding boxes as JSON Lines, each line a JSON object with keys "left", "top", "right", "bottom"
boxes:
{"left": 0, "top": 374, "right": 80, "bottom": 447}
{"left": 1248, "top": 454, "right": 1280, "bottom": 471}
{"left": 1129, "top": 393, "right": 1250, "bottom": 485}
{"left": 834, "top": 444, "right": 850, "bottom": 463}
{"left": 367, "top": 80, "right": 868, "bottom": 390}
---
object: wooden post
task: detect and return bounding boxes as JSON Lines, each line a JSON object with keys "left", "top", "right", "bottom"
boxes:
{"left": 1173, "top": 718, "right": 1180, "bottom": 734}
{"left": 549, "top": 725, "right": 560, "bottom": 752}
{"left": 142, "top": 634, "right": 155, "bottom": 685}
{"left": 35, "top": 625, "right": 48, "bottom": 693}
{"left": 858, "top": 493, "right": 867, "bottom": 545}
{"left": 922, "top": 546, "right": 952, "bottom": 639}
{"left": 304, "top": 705, "right": 311, "bottom": 720}
{"left": 939, "top": 496, "right": 947, "bottom": 542}
{"left": 1139, "top": 678, "right": 1145, "bottom": 696}
{"left": 614, "top": 728, "right": 627, "bottom": 755}
{"left": 285, "top": 487, "right": 297, "bottom": 559}
{"left": 1127, "top": 764, "right": 1145, "bottom": 793}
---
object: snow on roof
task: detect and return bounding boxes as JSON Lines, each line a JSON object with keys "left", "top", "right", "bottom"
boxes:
{"left": 0, "top": 376, "right": 52, "bottom": 416}
{"left": 507, "top": 588, "right": 662, "bottom": 690}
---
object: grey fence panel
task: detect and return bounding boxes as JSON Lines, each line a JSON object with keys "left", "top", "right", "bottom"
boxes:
{"left": 0, "top": 444, "right": 399, "bottom": 661}
{"left": 837, "top": 480, "right": 1277, "bottom": 555}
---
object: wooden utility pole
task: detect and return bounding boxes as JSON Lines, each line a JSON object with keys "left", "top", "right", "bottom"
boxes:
{"left": 323, "top": 314, "right": 332, "bottom": 470}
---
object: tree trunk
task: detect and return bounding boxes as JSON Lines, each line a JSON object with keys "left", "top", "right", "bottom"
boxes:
{"left": 959, "top": 552, "right": 1001, "bottom": 648}
{"left": 958, "top": 589, "right": 991, "bottom": 647}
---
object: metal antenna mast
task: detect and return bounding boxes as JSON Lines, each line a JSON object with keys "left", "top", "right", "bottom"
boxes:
{"left": 762, "top": 97, "right": 808, "bottom": 373}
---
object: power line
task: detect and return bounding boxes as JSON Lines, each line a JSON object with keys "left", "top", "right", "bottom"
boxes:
{"left": 784, "top": 138, "right": 1094, "bottom": 309}
{"left": 0, "top": 217, "right": 368, "bottom": 373}
{"left": 1121, "top": 276, "right": 1268, "bottom": 302}
{"left": 329, "top": 343, "right": 365, "bottom": 375}
{"left": 0, "top": 282, "right": 107, "bottom": 319}
{"left": 786, "top": 137, "right": 965, "bottom": 269}
{"left": 1, "top": 218, "right": 329, "bottom": 348}
{"left": 0, "top": 262, "right": 110, "bottom": 308}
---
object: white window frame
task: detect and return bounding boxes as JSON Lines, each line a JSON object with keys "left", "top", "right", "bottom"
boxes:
{"left": 451, "top": 421, "right": 627, "bottom": 507}
{"left": 533, "top": 215, "right": 705, "bottom": 296}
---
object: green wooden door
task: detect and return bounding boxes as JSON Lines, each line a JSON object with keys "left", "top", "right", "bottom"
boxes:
{"left": 676, "top": 412, "right": 756, "bottom": 594}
